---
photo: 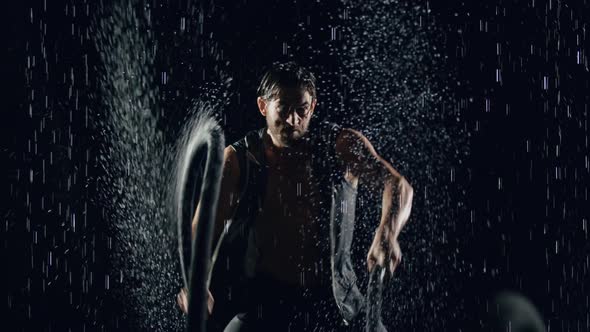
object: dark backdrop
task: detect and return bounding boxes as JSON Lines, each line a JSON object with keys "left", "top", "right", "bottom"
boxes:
{"left": 3, "top": 0, "right": 589, "bottom": 331}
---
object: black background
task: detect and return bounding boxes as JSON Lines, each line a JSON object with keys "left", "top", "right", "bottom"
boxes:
{"left": 3, "top": 0, "right": 589, "bottom": 331}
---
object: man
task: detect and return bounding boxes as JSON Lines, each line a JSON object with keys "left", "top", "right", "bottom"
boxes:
{"left": 178, "top": 62, "right": 414, "bottom": 331}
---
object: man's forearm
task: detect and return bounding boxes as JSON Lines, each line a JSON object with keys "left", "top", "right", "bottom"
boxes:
{"left": 379, "top": 175, "right": 414, "bottom": 238}
{"left": 192, "top": 203, "right": 226, "bottom": 251}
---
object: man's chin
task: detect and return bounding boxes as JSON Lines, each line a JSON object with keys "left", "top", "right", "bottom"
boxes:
{"left": 279, "top": 135, "right": 299, "bottom": 147}
{"left": 279, "top": 129, "right": 309, "bottom": 147}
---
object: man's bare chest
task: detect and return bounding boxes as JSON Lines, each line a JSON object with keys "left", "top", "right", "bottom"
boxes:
{"left": 261, "top": 161, "right": 320, "bottom": 216}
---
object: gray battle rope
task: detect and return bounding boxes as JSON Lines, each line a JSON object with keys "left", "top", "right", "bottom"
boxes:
{"left": 176, "top": 115, "right": 224, "bottom": 332}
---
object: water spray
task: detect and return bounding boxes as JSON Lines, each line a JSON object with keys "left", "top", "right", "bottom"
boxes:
{"left": 174, "top": 111, "right": 225, "bottom": 332}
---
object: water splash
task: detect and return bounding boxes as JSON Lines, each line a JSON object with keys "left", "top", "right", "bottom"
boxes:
{"left": 92, "top": 2, "right": 181, "bottom": 330}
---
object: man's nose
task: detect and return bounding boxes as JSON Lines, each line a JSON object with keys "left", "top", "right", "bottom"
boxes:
{"left": 285, "top": 111, "right": 300, "bottom": 126}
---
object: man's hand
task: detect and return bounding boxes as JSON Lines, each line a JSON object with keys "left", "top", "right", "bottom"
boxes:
{"left": 367, "top": 225, "right": 402, "bottom": 276}
{"left": 176, "top": 287, "right": 214, "bottom": 315}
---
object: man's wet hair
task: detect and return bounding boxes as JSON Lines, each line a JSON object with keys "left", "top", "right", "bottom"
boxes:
{"left": 257, "top": 62, "right": 317, "bottom": 101}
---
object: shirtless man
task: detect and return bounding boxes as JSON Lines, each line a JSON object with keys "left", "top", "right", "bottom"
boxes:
{"left": 178, "top": 62, "right": 414, "bottom": 331}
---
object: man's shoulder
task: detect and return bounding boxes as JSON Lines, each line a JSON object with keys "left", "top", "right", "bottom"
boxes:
{"left": 228, "top": 128, "right": 266, "bottom": 166}
{"left": 228, "top": 128, "right": 265, "bottom": 155}
{"left": 230, "top": 128, "right": 264, "bottom": 146}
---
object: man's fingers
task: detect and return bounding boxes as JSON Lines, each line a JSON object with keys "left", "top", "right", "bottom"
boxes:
{"left": 367, "top": 255, "right": 375, "bottom": 272}
{"left": 177, "top": 290, "right": 187, "bottom": 314}
{"left": 177, "top": 287, "right": 214, "bottom": 315}
{"left": 389, "top": 259, "right": 400, "bottom": 276}
{"left": 367, "top": 249, "right": 385, "bottom": 272}
{"left": 387, "top": 245, "right": 402, "bottom": 276}
{"left": 207, "top": 289, "right": 214, "bottom": 314}
{"left": 207, "top": 293, "right": 214, "bottom": 314}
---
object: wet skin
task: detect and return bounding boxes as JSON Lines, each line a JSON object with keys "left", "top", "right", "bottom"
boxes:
{"left": 255, "top": 131, "right": 324, "bottom": 286}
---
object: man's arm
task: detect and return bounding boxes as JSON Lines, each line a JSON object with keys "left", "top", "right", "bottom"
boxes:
{"left": 191, "top": 146, "right": 240, "bottom": 245}
{"left": 178, "top": 146, "right": 240, "bottom": 314}
{"left": 335, "top": 128, "right": 414, "bottom": 275}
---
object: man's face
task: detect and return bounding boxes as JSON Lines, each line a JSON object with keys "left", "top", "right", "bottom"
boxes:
{"left": 258, "top": 86, "right": 316, "bottom": 148}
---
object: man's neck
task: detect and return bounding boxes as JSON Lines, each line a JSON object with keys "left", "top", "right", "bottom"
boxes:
{"left": 264, "top": 129, "right": 309, "bottom": 166}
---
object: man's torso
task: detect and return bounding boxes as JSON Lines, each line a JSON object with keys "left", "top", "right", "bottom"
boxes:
{"left": 255, "top": 134, "right": 325, "bottom": 287}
